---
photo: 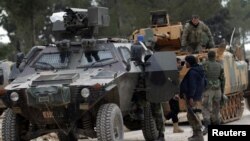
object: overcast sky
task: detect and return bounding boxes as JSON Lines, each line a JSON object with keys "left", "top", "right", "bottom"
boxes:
{"left": 0, "top": 26, "right": 10, "bottom": 44}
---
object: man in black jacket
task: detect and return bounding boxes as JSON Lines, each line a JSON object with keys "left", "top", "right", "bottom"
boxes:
{"left": 180, "top": 55, "right": 206, "bottom": 141}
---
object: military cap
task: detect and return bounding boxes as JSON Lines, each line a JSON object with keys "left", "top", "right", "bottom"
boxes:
{"left": 192, "top": 14, "right": 199, "bottom": 19}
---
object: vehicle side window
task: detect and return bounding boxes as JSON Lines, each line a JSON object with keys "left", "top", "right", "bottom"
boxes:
{"left": 0, "top": 69, "right": 3, "bottom": 85}
{"left": 118, "top": 47, "right": 131, "bottom": 63}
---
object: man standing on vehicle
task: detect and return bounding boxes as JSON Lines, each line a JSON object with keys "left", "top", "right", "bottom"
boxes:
{"left": 181, "top": 15, "right": 215, "bottom": 53}
{"left": 202, "top": 50, "right": 225, "bottom": 135}
{"left": 180, "top": 55, "right": 206, "bottom": 141}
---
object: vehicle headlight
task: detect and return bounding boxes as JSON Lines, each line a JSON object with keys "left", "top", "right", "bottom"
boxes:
{"left": 10, "top": 92, "right": 19, "bottom": 102}
{"left": 81, "top": 88, "right": 90, "bottom": 98}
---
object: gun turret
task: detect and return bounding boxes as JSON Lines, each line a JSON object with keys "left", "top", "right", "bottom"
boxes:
{"left": 51, "top": 6, "right": 110, "bottom": 40}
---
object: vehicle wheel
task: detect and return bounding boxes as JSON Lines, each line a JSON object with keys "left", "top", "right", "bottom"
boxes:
{"left": 96, "top": 103, "right": 124, "bottom": 141}
{"left": 141, "top": 103, "right": 159, "bottom": 141}
{"left": 57, "top": 131, "right": 77, "bottom": 141}
{"left": 2, "top": 108, "right": 29, "bottom": 141}
{"left": 123, "top": 115, "right": 141, "bottom": 131}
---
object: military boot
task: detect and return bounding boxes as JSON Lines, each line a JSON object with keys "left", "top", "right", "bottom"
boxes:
{"left": 203, "top": 120, "right": 210, "bottom": 135}
{"left": 188, "top": 130, "right": 204, "bottom": 141}
{"left": 155, "top": 132, "right": 165, "bottom": 141}
{"left": 173, "top": 122, "right": 184, "bottom": 133}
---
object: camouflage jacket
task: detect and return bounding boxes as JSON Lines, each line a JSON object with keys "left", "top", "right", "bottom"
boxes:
{"left": 203, "top": 60, "right": 225, "bottom": 91}
{"left": 181, "top": 20, "right": 214, "bottom": 47}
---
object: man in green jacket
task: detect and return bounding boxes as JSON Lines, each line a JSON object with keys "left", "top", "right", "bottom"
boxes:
{"left": 202, "top": 50, "right": 225, "bottom": 135}
{"left": 181, "top": 15, "right": 215, "bottom": 53}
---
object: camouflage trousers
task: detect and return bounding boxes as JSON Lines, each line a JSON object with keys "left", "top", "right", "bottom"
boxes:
{"left": 185, "top": 99, "right": 203, "bottom": 132}
{"left": 134, "top": 93, "right": 165, "bottom": 134}
{"left": 186, "top": 43, "right": 203, "bottom": 54}
{"left": 202, "top": 88, "right": 222, "bottom": 124}
{"left": 151, "top": 103, "right": 165, "bottom": 133}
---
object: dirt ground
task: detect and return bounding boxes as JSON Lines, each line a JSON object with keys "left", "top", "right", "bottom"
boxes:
{"left": 0, "top": 101, "right": 249, "bottom": 141}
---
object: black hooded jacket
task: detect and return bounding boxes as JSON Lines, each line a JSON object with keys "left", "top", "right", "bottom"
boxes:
{"left": 180, "top": 64, "right": 206, "bottom": 101}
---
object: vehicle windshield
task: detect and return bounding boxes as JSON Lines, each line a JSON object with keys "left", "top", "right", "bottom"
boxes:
{"left": 79, "top": 50, "right": 114, "bottom": 67}
{"left": 33, "top": 53, "right": 69, "bottom": 70}
{"left": 0, "top": 69, "right": 3, "bottom": 85}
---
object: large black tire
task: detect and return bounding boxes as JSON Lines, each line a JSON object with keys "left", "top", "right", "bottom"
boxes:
{"left": 57, "top": 131, "right": 77, "bottom": 141}
{"left": 2, "top": 108, "right": 29, "bottom": 141}
{"left": 96, "top": 103, "right": 124, "bottom": 141}
{"left": 123, "top": 115, "right": 141, "bottom": 131}
{"left": 141, "top": 103, "right": 159, "bottom": 141}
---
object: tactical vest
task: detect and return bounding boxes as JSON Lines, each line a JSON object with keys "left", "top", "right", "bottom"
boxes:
{"left": 185, "top": 22, "right": 207, "bottom": 44}
{"left": 203, "top": 60, "right": 222, "bottom": 89}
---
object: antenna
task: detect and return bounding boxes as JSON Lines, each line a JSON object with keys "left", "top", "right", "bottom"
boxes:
{"left": 230, "top": 27, "right": 235, "bottom": 47}
{"left": 166, "top": 14, "right": 170, "bottom": 25}
{"left": 229, "top": 27, "right": 235, "bottom": 53}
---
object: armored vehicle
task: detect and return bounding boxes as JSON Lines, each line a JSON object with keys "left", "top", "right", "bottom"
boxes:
{"left": 1, "top": 7, "right": 179, "bottom": 141}
{"left": 0, "top": 60, "right": 13, "bottom": 115}
{"left": 131, "top": 10, "right": 248, "bottom": 123}
{"left": 245, "top": 73, "right": 250, "bottom": 111}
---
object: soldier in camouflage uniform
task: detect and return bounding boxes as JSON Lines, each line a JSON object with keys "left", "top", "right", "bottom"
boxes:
{"left": 132, "top": 35, "right": 166, "bottom": 141}
{"left": 181, "top": 15, "right": 215, "bottom": 53}
{"left": 202, "top": 50, "right": 225, "bottom": 135}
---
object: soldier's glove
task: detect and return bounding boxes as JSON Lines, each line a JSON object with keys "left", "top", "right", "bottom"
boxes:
{"left": 220, "top": 94, "right": 228, "bottom": 107}
{"left": 179, "top": 92, "right": 184, "bottom": 99}
{"left": 208, "top": 41, "right": 215, "bottom": 48}
{"left": 173, "top": 94, "right": 180, "bottom": 100}
{"left": 188, "top": 98, "right": 194, "bottom": 107}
